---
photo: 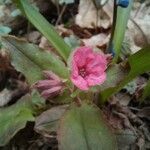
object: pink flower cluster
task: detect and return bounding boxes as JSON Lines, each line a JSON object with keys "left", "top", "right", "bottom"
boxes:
{"left": 70, "top": 46, "right": 107, "bottom": 90}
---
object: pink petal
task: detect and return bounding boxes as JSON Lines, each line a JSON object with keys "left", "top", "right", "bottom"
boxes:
{"left": 86, "top": 65, "right": 105, "bottom": 76}
{"left": 86, "top": 73, "right": 106, "bottom": 86}
{"left": 86, "top": 53, "right": 107, "bottom": 73}
{"left": 41, "top": 86, "right": 62, "bottom": 99}
{"left": 73, "top": 46, "right": 93, "bottom": 67}
{"left": 34, "top": 80, "right": 60, "bottom": 91}
{"left": 71, "top": 75, "right": 89, "bottom": 90}
{"left": 71, "top": 60, "right": 79, "bottom": 77}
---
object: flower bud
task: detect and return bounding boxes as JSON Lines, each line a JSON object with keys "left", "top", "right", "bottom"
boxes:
{"left": 33, "top": 71, "right": 63, "bottom": 99}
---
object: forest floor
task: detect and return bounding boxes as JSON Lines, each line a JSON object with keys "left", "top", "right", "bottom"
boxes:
{"left": 0, "top": 0, "right": 150, "bottom": 150}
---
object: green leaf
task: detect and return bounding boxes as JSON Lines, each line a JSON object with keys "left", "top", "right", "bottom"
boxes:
{"left": 100, "top": 46, "right": 150, "bottom": 102}
{"left": 58, "top": 103, "right": 117, "bottom": 150}
{"left": 1, "top": 35, "right": 69, "bottom": 85}
{"left": 0, "top": 90, "right": 45, "bottom": 146}
{"left": 113, "top": 0, "right": 133, "bottom": 61}
{"left": 100, "top": 64, "right": 128, "bottom": 91}
{"left": 31, "top": 90, "right": 46, "bottom": 111}
{"left": 15, "top": 0, "right": 71, "bottom": 61}
{"left": 141, "top": 79, "right": 150, "bottom": 101}
{"left": 53, "top": 89, "right": 73, "bottom": 104}
{"left": 0, "top": 94, "right": 35, "bottom": 146}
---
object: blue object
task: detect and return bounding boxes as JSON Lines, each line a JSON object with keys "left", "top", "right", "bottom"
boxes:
{"left": 117, "top": 0, "right": 129, "bottom": 8}
{"left": 108, "top": 42, "right": 115, "bottom": 57}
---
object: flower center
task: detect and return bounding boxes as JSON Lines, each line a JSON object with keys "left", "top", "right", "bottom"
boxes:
{"left": 79, "top": 68, "right": 87, "bottom": 78}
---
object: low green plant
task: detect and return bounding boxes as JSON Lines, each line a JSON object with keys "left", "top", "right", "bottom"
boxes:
{"left": 0, "top": 0, "right": 150, "bottom": 149}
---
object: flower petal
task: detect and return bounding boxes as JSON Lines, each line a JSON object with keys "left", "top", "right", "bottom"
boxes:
{"left": 41, "top": 86, "right": 62, "bottom": 99}
{"left": 34, "top": 80, "right": 60, "bottom": 91}
{"left": 86, "top": 53, "right": 107, "bottom": 73}
{"left": 71, "top": 76, "right": 89, "bottom": 90}
{"left": 86, "top": 73, "right": 106, "bottom": 86}
{"left": 74, "top": 46, "right": 93, "bottom": 67}
{"left": 71, "top": 60, "right": 79, "bottom": 77}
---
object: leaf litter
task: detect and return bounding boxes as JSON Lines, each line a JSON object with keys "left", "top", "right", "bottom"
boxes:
{"left": 0, "top": 0, "right": 150, "bottom": 150}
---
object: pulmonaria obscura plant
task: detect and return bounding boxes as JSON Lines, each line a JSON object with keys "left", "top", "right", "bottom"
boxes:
{"left": 1, "top": 0, "right": 150, "bottom": 149}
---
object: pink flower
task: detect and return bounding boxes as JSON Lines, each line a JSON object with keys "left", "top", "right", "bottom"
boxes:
{"left": 33, "top": 71, "right": 63, "bottom": 99}
{"left": 70, "top": 46, "right": 107, "bottom": 90}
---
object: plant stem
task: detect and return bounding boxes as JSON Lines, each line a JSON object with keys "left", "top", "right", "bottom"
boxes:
{"left": 107, "top": 0, "right": 118, "bottom": 53}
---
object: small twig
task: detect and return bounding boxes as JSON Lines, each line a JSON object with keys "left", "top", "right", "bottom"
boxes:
{"left": 129, "top": 107, "right": 140, "bottom": 111}
{"left": 134, "top": 2, "right": 146, "bottom": 18}
{"left": 55, "top": 0, "right": 60, "bottom": 17}
{"left": 55, "top": 4, "right": 67, "bottom": 26}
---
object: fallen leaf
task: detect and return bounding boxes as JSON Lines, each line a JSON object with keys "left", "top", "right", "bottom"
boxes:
{"left": 75, "top": 0, "right": 111, "bottom": 28}
{"left": 83, "top": 33, "right": 109, "bottom": 47}
{"left": 35, "top": 105, "right": 68, "bottom": 137}
{"left": 126, "top": 1, "right": 150, "bottom": 54}
{"left": 116, "top": 129, "right": 137, "bottom": 150}
{"left": 137, "top": 107, "right": 150, "bottom": 120}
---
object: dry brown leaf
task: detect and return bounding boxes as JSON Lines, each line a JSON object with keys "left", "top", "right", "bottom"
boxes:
{"left": 126, "top": 1, "right": 150, "bottom": 53}
{"left": 75, "top": 0, "right": 111, "bottom": 29}
{"left": 82, "top": 33, "right": 109, "bottom": 47}
{"left": 34, "top": 105, "right": 68, "bottom": 137}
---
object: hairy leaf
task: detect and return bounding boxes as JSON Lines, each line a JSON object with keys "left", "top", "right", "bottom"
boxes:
{"left": 14, "top": 0, "right": 71, "bottom": 61}
{"left": 1, "top": 36, "right": 69, "bottom": 85}
{"left": 0, "top": 94, "right": 34, "bottom": 146}
{"left": 58, "top": 103, "right": 117, "bottom": 150}
{"left": 100, "top": 46, "right": 150, "bottom": 102}
{"left": 101, "top": 64, "right": 128, "bottom": 90}
{"left": 0, "top": 91, "right": 45, "bottom": 146}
